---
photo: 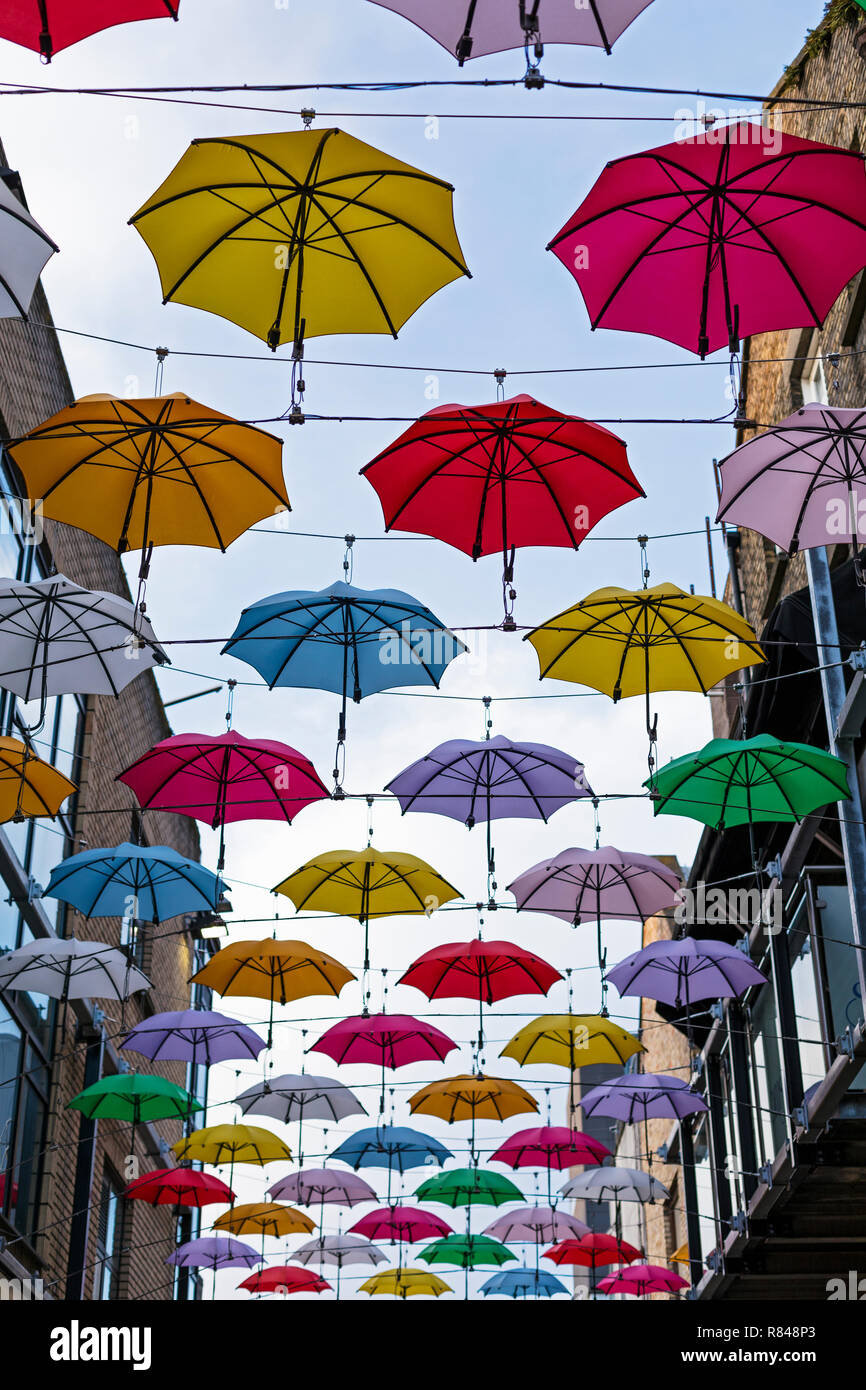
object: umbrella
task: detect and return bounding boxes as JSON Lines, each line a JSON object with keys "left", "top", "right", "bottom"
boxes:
{"left": 420, "top": 1234, "right": 515, "bottom": 1297}
{"left": 409, "top": 1074, "right": 538, "bottom": 1124}
{"left": 578, "top": 1074, "right": 708, "bottom": 1167}
{"left": 480, "top": 1267, "right": 569, "bottom": 1299}
{"left": 548, "top": 123, "right": 866, "bottom": 358}
{"left": 483, "top": 1206, "right": 589, "bottom": 1243}
{"left": 501, "top": 1014, "right": 643, "bottom": 1124}
{"left": 238, "top": 1266, "right": 330, "bottom": 1296}
{"left": 190, "top": 938, "right": 355, "bottom": 1046}
{"left": 606, "top": 938, "right": 768, "bottom": 1010}
{"left": 68, "top": 1073, "right": 202, "bottom": 1147}
{"left": 0, "top": 574, "right": 167, "bottom": 705}
{"left": 0, "top": 937, "right": 150, "bottom": 1002}
{"left": 266, "top": 1168, "right": 377, "bottom": 1208}
{"left": 597, "top": 1263, "right": 689, "bottom": 1297}
{"left": 125, "top": 1168, "right": 235, "bottom": 1208}
{"left": 0, "top": 173, "right": 57, "bottom": 315}
{"left": 223, "top": 581, "right": 465, "bottom": 782}
{"left": 490, "top": 1127, "right": 610, "bottom": 1171}
{"left": 118, "top": 730, "right": 328, "bottom": 868}
{"left": 716, "top": 404, "right": 866, "bottom": 556}
{"left": 414, "top": 1168, "right": 523, "bottom": 1209}
{"left": 367, "top": 0, "right": 655, "bottom": 61}
{"left": 212, "top": 1203, "right": 316, "bottom": 1238}
{"left": 120, "top": 1009, "right": 264, "bottom": 1066}
{"left": 42, "top": 842, "right": 225, "bottom": 923}
{"left": 331, "top": 1126, "right": 452, "bottom": 1176}
{"left": 294, "top": 1234, "right": 386, "bottom": 1299}
{"left": 166, "top": 1236, "right": 260, "bottom": 1271}
{"left": 508, "top": 846, "right": 681, "bottom": 1004}
{"left": 2, "top": 2, "right": 179, "bottom": 60}
{"left": 0, "top": 737, "right": 76, "bottom": 823}
{"left": 311, "top": 1014, "right": 458, "bottom": 1117}
{"left": 171, "top": 1124, "right": 292, "bottom": 1167}
{"left": 361, "top": 395, "right": 643, "bottom": 619}
{"left": 7, "top": 394, "right": 288, "bottom": 567}
{"left": 233, "top": 1073, "right": 365, "bottom": 1166}
{"left": 559, "top": 1166, "right": 670, "bottom": 1204}
{"left": 274, "top": 847, "right": 461, "bottom": 974}
{"left": 360, "top": 1267, "right": 452, "bottom": 1299}
{"left": 544, "top": 1233, "right": 643, "bottom": 1268}
{"left": 349, "top": 1205, "right": 452, "bottom": 1245}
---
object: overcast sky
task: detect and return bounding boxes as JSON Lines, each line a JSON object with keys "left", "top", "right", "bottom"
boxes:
{"left": 0, "top": 0, "right": 826, "bottom": 1297}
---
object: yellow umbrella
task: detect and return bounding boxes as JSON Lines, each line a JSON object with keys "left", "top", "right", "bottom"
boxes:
{"left": 501, "top": 1013, "right": 644, "bottom": 1126}
{"left": 7, "top": 392, "right": 288, "bottom": 557}
{"left": 360, "top": 1267, "right": 452, "bottom": 1299}
{"left": 273, "top": 847, "right": 462, "bottom": 972}
{"left": 172, "top": 1123, "right": 291, "bottom": 1168}
{"left": 213, "top": 1202, "right": 315, "bottom": 1238}
{"left": 409, "top": 1073, "right": 538, "bottom": 1129}
{"left": 130, "top": 128, "right": 471, "bottom": 359}
{"left": 0, "top": 737, "right": 76, "bottom": 823}
{"left": 190, "top": 938, "right": 355, "bottom": 1045}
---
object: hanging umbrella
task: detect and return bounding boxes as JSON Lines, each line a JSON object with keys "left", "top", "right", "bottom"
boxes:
{"left": 367, "top": 0, "right": 655, "bottom": 61}
{"left": 234, "top": 1073, "right": 365, "bottom": 1166}
{"left": 294, "top": 1235, "right": 386, "bottom": 1268}
{"left": 166, "top": 1237, "right": 260, "bottom": 1271}
{"left": 68, "top": 1073, "right": 201, "bottom": 1124}
{"left": 223, "top": 581, "right": 465, "bottom": 780}
{"left": 716, "top": 404, "right": 866, "bottom": 555}
{"left": 7, "top": 394, "right": 288, "bottom": 559}
{"left": 361, "top": 395, "right": 643, "bottom": 618}
{"left": 0, "top": 574, "right": 167, "bottom": 703}
{"left": 0, "top": 174, "right": 57, "bottom": 315}
{"left": 349, "top": 1205, "right": 452, "bottom": 1244}
{"left": 274, "top": 848, "right": 462, "bottom": 974}
{"left": 42, "top": 842, "right": 225, "bottom": 923}
{"left": 331, "top": 1126, "right": 452, "bottom": 1174}
{"left": 578, "top": 1073, "right": 708, "bottom": 1123}
{"left": 548, "top": 123, "right": 866, "bottom": 358}
{"left": 483, "top": 1206, "right": 589, "bottom": 1243}
{"left": 480, "top": 1267, "right": 569, "bottom": 1298}
{"left": 559, "top": 1167, "right": 670, "bottom": 1204}
{"left": 490, "top": 1127, "right": 610, "bottom": 1171}
{"left": 414, "top": 1168, "right": 523, "bottom": 1209}
{"left": 646, "top": 734, "right": 851, "bottom": 831}
{"left": 606, "top": 938, "right": 768, "bottom": 1009}
{"left": 419, "top": 1234, "right": 516, "bottom": 1269}
{"left": 120, "top": 1009, "right": 264, "bottom": 1066}
{"left": 0, "top": 937, "right": 149, "bottom": 1001}
{"left": 360, "top": 1267, "right": 452, "bottom": 1299}
{"left": 213, "top": 1203, "right": 316, "bottom": 1238}
{"left": 310, "top": 1015, "right": 458, "bottom": 1119}
{"left": 171, "top": 1124, "right": 292, "bottom": 1167}
{"left": 1, "top": 2, "right": 179, "bottom": 60}
{"left": 238, "top": 1266, "right": 331, "bottom": 1296}
{"left": 597, "top": 1263, "right": 689, "bottom": 1297}
{"left": 409, "top": 1074, "right": 538, "bottom": 1124}
{"left": 0, "top": 737, "right": 76, "bottom": 823}
{"left": 543, "top": 1234, "right": 643, "bottom": 1268}
{"left": 130, "top": 127, "right": 470, "bottom": 356}
{"left": 500, "top": 1013, "right": 644, "bottom": 1113}
{"left": 267, "top": 1168, "right": 377, "bottom": 1207}
{"left": 125, "top": 1168, "right": 235, "bottom": 1207}
{"left": 398, "top": 939, "right": 562, "bottom": 1004}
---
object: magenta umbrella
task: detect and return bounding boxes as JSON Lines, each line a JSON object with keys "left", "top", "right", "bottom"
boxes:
{"left": 309, "top": 1012, "right": 458, "bottom": 1117}
{"left": 490, "top": 1127, "right": 610, "bottom": 1171}
{"left": 548, "top": 123, "right": 866, "bottom": 358}
{"left": 597, "top": 1263, "right": 689, "bottom": 1297}
{"left": 349, "top": 1205, "right": 452, "bottom": 1245}
{"left": 367, "top": 0, "right": 655, "bottom": 61}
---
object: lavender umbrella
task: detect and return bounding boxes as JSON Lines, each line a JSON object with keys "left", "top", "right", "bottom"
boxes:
{"left": 717, "top": 404, "right": 866, "bottom": 555}
{"left": 266, "top": 1168, "right": 377, "bottom": 1208}
{"left": 294, "top": 1234, "right": 386, "bottom": 1298}
{"left": 482, "top": 1206, "right": 589, "bottom": 1244}
{"left": 578, "top": 1073, "right": 708, "bottom": 1172}
{"left": 119, "top": 1009, "right": 265, "bottom": 1066}
{"left": 167, "top": 1235, "right": 261, "bottom": 1301}
{"left": 605, "top": 938, "right": 767, "bottom": 1010}
{"left": 367, "top": 0, "right": 655, "bottom": 62}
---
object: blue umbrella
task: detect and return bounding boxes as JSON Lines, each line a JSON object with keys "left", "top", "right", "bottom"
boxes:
{"left": 221, "top": 581, "right": 466, "bottom": 783}
{"left": 42, "top": 842, "right": 225, "bottom": 922}
{"left": 332, "top": 1125, "right": 452, "bottom": 1174}
{"left": 480, "top": 1268, "right": 569, "bottom": 1299}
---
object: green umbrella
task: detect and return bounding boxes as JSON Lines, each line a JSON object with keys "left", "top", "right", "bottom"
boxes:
{"left": 69, "top": 1072, "right": 202, "bottom": 1124}
{"left": 419, "top": 1234, "right": 516, "bottom": 1270}
{"left": 414, "top": 1168, "right": 523, "bottom": 1208}
{"left": 644, "top": 734, "right": 850, "bottom": 831}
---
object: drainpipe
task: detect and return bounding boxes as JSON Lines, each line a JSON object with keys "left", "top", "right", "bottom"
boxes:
{"left": 64, "top": 1013, "right": 104, "bottom": 1300}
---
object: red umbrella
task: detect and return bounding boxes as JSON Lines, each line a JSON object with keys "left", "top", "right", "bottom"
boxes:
{"left": 349, "top": 1205, "right": 452, "bottom": 1245}
{"left": 3, "top": 2, "right": 179, "bottom": 61}
{"left": 490, "top": 1126, "right": 611, "bottom": 1171}
{"left": 548, "top": 124, "right": 866, "bottom": 358}
{"left": 124, "top": 1168, "right": 234, "bottom": 1208}
{"left": 309, "top": 1012, "right": 458, "bottom": 1070}
{"left": 238, "top": 1265, "right": 330, "bottom": 1295}
{"left": 543, "top": 1233, "right": 643, "bottom": 1269}
{"left": 362, "top": 395, "right": 642, "bottom": 618}
{"left": 398, "top": 939, "right": 561, "bottom": 1004}
{"left": 597, "top": 1263, "right": 689, "bottom": 1297}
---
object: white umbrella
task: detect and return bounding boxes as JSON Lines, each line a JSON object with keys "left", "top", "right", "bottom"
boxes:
{"left": 234, "top": 1073, "right": 367, "bottom": 1124}
{"left": 0, "top": 175, "right": 57, "bottom": 318}
{"left": 0, "top": 573, "right": 168, "bottom": 702}
{"left": 293, "top": 1235, "right": 386, "bottom": 1268}
{"left": 0, "top": 936, "right": 151, "bottom": 1000}
{"left": 559, "top": 1166, "right": 670, "bottom": 1204}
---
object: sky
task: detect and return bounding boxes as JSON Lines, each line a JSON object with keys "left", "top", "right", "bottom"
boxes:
{"left": 0, "top": 0, "right": 829, "bottom": 1299}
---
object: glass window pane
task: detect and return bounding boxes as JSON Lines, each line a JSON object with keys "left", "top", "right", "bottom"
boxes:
{"left": 748, "top": 985, "right": 788, "bottom": 1165}
{"left": 9, "top": 1078, "right": 45, "bottom": 1235}
{"left": 0, "top": 1005, "right": 22, "bottom": 1213}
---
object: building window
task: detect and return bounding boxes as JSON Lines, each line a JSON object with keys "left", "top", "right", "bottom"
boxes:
{"left": 800, "top": 352, "right": 828, "bottom": 406}
{"left": 95, "top": 1171, "right": 124, "bottom": 1300}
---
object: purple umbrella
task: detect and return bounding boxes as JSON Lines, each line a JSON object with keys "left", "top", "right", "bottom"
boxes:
{"left": 578, "top": 1074, "right": 708, "bottom": 1124}
{"left": 119, "top": 1009, "right": 265, "bottom": 1066}
{"left": 266, "top": 1168, "right": 377, "bottom": 1208}
{"left": 717, "top": 404, "right": 866, "bottom": 555}
{"left": 605, "top": 937, "right": 767, "bottom": 1010}
{"left": 167, "top": 1235, "right": 261, "bottom": 1301}
{"left": 482, "top": 1206, "right": 589, "bottom": 1243}
{"left": 367, "top": 0, "right": 655, "bottom": 62}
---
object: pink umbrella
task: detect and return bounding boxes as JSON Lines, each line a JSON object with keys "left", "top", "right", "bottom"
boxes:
{"left": 266, "top": 1168, "right": 377, "bottom": 1208}
{"left": 597, "top": 1263, "right": 689, "bottom": 1297}
{"left": 490, "top": 1126, "right": 611, "bottom": 1171}
{"left": 309, "top": 1013, "right": 458, "bottom": 1070}
{"left": 548, "top": 124, "right": 866, "bottom": 357}
{"left": 483, "top": 1206, "right": 589, "bottom": 1243}
{"left": 349, "top": 1205, "right": 452, "bottom": 1245}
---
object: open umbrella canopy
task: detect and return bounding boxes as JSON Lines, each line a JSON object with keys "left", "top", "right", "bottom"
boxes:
{"left": 266, "top": 1168, "right": 377, "bottom": 1207}
{"left": 0, "top": 737, "right": 76, "bottom": 823}
{"left": 559, "top": 1166, "right": 670, "bottom": 1204}
{"left": 0, "top": 937, "right": 150, "bottom": 1002}
{"left": 0, "top": 173, "right": 57, "bottom": 315}
{"left": 234, "top": 1074, "right": 366, "bottom": 1126}
{"left": 409, "top": 1073, "right": 538, "bottom": 1124}
{"left": 7, "top": 393, "right": 288, "bottom": 555}
{"left": 646, "top": 734, "right": 851, "bottom": 830}
{"left": 125, "top": 1168, "right": 235, "bottom": 1208}
{"left": 419, "top": 1234, "right": 516, "bottom": 1270}
{"left": 508, "top": 846, "right": 681, "bottom": 925}
{"left": 606, "top": 938, "right": 768, "bottom": 1008}
{"left": 0, "top": 574, "right": 167, "bottom": 702}
{"left": 274, "top": 848, "right": 461, "bottom": 921}
{"left": 490, "top": 1126, "right": 611, "bottom": 1171}
{"left": 68, "top": 1073, "right": 201, "bottom": 1123}
{"left": 238, "top": 1265, "right": 330, "bottom": 1295}
{"left": 597, "top": 1263, "right": 689, "bottom": 1297}
{"left": 213, "top": 1203, "right": 316, "bottom": 1238}
{"left": 578, "top": 1073, "right": 709, "bottom": 1123}
{"left": 42, "top": 841, "right": 225, "bottom": 922}
{"left": 331, "top": 1126, "right": 453, "bottom": 1174}
{"left": 349, "top": 1205, "right": 452, "bottom": 1244}
{"left": 166, "top": 1237, "right": 260, "bottom": 1271}
{"left": 367, "top": 0, "right": 655, "bottom": 60}
{"left": 548, "top": 124, "right": 866, "bottom": 357}
{"left": 190, "top": 939, "right": 355, "bottom": 1006}
{"left": 120, "top": 1009, "right": 265, "bottom": 1066}
{"left": 360, "top": 1267, "right": 452, "bottom": 1298}
{"left": 543, "top": 1233, "right": 643, "bottom": 1268}
{"left": 480, "top": 1267, "right": 569, "bottom": 1299}
{"left": 310, "top": 1013, "right": 458, "bottom": 1070}
{"left": 171, "top": 1124, "right": 292, "bottom": 1167}
{"left": 398, "top": 938, "right": 562, "bottom": 1005}
{"left": 501, "top": 1014, "right": 644, "bottom": 1070}
{"left": 414, "top": 1168, "right": 523, "bottom": 1209}
{"left": 1, "top": 1, "right": 180, "bottom": 60}
{"left": 483, "top": 1206, "right": 589, "bottom": 1243}
{"left": 294, "top": 1235, "right": 386, "bottom": 1268}
{"left": 131, "top": 128, "right": 470, "bottom": 351}
{"left": 118, "top": 730, "right": 328, "bottom": 827}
